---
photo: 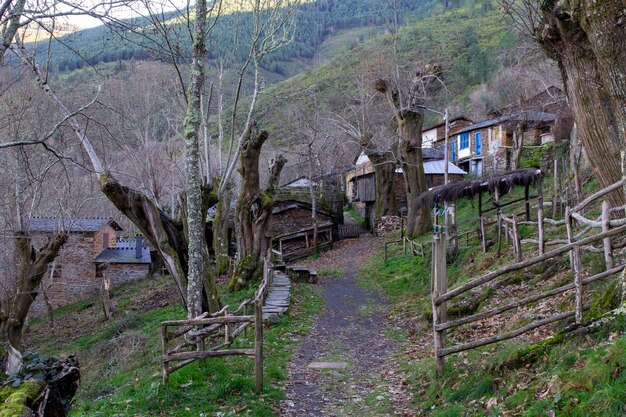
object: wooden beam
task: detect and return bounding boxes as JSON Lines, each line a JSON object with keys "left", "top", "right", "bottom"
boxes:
{"left": 439, "top": 310, "right": 577, "bottom": 356}
{"left": 435, "top": 223, "right": 626, "bottom": 305}
{"left": 571, "top": 179, "right": 624, "bottom": 213}
{"left": 432, "top": 264, "right": 626, "bottom": 332}
{"left": 254, "top": 298, "right": 264, "bottom": 394}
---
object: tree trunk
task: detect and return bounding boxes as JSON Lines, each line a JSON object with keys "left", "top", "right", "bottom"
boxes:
{"left": 99, "top": 175, "right": 221, "bottom": 313}
{"left": 183, "top": 0, "right": 209, "bottom": 318}
{"left": 511, "top": 125, "right": 523, "bottom": 170}
{"left": 374, "top": 74, "right": 435, "bottom": 238}
{"left": 366, "top": 151, "right": 398, "bottom": 219}
{"left": 536, "top": 0, "right": 625, "bottom": 207}
{"left": 213, "top": 193, "right": 231, "bottom": 276}
{"left": 228, "top": 124, "right": 286, "bottom": 292}
{"left": 1, "top": 232, "right": 67, "bottom": 373}
{"left": 397, "top": 111, "right": 432, "bottom": 237}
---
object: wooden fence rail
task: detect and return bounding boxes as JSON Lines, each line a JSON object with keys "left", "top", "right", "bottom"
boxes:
{"left": 430, "top": 178, "right": 626, "bottom": 375}
{"left": 161, "top": 257, "right": 275, "bottom": 393}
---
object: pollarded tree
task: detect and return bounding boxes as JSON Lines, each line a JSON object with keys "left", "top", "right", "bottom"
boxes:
{"left": 501, "top": 0, "right": 626, "bottom": 207}
{"left": 227, "top": 123, "right": 286, "bottom": 292}
{"left": 374, "top": 65, "right": 444, "bottom": 237}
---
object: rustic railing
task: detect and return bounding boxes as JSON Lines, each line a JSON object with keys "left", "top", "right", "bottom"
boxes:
{"left": 338, "top": 224, "right": 366, "bottom": 239}
{"left": 430, "top": 179, "right": 626, "bottom": 375}
{"left": 160, "top": 257, "right": 274, "bottom": 392}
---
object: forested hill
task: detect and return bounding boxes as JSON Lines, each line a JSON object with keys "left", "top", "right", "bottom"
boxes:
{"left": 34, "top": 0, "right": 440, "bottom": 77}
{"left": 252, "top": 1, "right": 521, "bottom": 146}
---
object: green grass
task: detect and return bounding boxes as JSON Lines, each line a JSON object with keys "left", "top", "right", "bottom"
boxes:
{"left": 344, "top": 206, "right": 366, "bottom": 228}
{"left": 25, "top": 277, "right": 323, "bottom": 416}
{"left": 318, "top": 267, "right": 345, "bottom": 278}
{"left": 356, "top": 174, "right": 626, "bottom": 416}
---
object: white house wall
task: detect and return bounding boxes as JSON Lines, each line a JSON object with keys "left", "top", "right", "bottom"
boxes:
{"left": 422, "top": 128, "right": 437, "bottom": 148}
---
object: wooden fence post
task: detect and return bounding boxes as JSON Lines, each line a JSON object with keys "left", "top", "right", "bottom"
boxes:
{"left": 537, "top": 178, "right": 545, "bottom": 256}
{"left": 162, "top": 325, "right": 169, "bottom": 385}
{"left": 224, "top": 306, "right": 230, "bottom": 344}
{"left": 524, "top": 185, "right": 530, "bottom": 221}
{"left": 512, "top": 215, "right": 522, "bottom": 262}
{"left": 254, "top": 298, "right": 263, "bottom": 394}
{"left": 565, "top": 208, "right": 574, "bottom": 271}
{"left": 497, "top": 212, "right": 503, "bottom": 257}
{"left": 479, "top": 192, "right": 487, "bottom": 253}
{"left": 573, "top": 244, "right": 583, "bottom": 323}
{"left": 601, "top": 201, "right": 614, "bottom": 270}
{"left": 432, "top": 226, "right": 447, "bottom": 376}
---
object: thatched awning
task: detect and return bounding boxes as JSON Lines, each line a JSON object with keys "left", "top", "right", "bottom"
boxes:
{"left": 416, "top": 169, "right": 543, "bottom": 209}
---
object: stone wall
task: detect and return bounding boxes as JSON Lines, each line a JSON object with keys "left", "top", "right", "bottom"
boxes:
{"left": 106, "top": 264, "right": 150, "bottom": 288}
{"left": 30, "top": 231, "right": 99, "bottom": 316}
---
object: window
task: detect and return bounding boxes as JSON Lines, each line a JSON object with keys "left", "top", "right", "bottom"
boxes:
{"left": 475, "top": 132, "right": 482, "bottom": 156}
{"left": 102, "top": 233, "right": 109, "bottom": 249}
{"left": 451, "top": 140, "right": 457, "bottom": 162}
{"left": 459, "top": 133, "right": 469, "bottom": 150}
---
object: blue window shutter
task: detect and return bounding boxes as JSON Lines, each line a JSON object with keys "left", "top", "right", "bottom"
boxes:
{"left": 475, "top": 132, "right": 482, "bottom": 156}
{"left": 460, "top": 133, "right": 469, "bottom": 150}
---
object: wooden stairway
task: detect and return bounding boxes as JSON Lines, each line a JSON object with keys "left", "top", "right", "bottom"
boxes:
{"left": 262, "top": 270, "right": 291, "bottom": 321}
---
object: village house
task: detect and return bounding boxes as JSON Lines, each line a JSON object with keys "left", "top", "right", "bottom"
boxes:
{"left": 29, "top": 217, "right": 152, "bottom": 314}
{"left": 269, "top": 169, "right": 346, "bottom": 261}
{"left": 346, "top": 149, "right": 466, "bottom": 229}
{"left": 422, "top": 116, "right": 474, "bottom": 149}
{"left": 428, "top": 88, "right": 572, "bottom": 176}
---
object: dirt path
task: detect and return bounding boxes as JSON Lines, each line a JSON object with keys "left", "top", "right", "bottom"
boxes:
{"left": 281, "top": 237, "right": 411, "bottom": 416}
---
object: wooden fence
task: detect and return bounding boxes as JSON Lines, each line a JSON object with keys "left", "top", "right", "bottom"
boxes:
{"left": 160, "top": 257, "right": 274, "bottom": 392}
{"left": 431, "top": 179, "right": 626, "bottom": 375}
{"left": 339, "top": 224, "right": 367, "bottom": 239}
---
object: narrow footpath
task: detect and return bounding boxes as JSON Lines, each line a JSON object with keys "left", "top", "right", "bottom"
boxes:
{"left": 281, "top": 236, "right": 412, "bottom": 416}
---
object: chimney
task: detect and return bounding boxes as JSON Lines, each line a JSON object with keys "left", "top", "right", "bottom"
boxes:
{"left": 135, "top": 235, "right": 143, "bottom": 259}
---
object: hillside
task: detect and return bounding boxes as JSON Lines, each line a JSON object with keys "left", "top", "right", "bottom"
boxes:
{"left": 250, "top": 1, "right": 522, "bottom": 147}
{"left": 32, "top": 0, "right": 440, "bottom": 79}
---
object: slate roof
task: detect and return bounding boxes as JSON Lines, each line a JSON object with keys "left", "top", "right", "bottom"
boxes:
{"left": 94, "top": 247, "right": 151, "bottom": 264}
{"left": 423, "top": 116, "right": 473, "bottom": 131}
{"left": 29, "top": 217, "right": 123, "bottom": 233}
{"left": 454, "top": 112, "right": 556, "bottom": 135}
{"left": 422, "top": 148, "right": 445, "bottom": 160}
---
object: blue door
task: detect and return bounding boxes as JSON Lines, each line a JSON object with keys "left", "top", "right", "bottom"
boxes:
{"left": 451, "top": 140, "right": 457, "bottom": 162}
{"left": 475, "top": 132, "right": 482, "bottom": 156}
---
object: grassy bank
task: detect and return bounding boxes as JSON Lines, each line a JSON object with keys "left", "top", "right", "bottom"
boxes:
{"left": 360, "top": 236, "right": 626, "bottom": 416}
{"left": 25, "top": 276, "right": 323, "bottom": 416}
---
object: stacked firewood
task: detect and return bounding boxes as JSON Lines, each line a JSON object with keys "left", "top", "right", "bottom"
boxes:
{"left": 375, "top": 216, "right": 402, "bottom": 236}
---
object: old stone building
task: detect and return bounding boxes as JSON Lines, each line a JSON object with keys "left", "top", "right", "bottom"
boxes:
{"left": 29, "top": 217, "right": 151, "bottom": 314}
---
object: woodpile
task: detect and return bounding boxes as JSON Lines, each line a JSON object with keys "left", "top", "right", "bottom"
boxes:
{"left": 375, "top": 216, "right": 402, "bottom": 236}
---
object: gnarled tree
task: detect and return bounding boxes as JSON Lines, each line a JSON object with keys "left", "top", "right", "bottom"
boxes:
{"left": 374, "top": 66, "right": 443, "bottom": 236}
{"left": 359, "top": 136, "right": 398, "bottom": 218}
{"left": 228, "top": 123, "right": 286, "bottom": 292}
{"left": 502, "top": 0, "right": 626, "bottom": 207}
{"left": 1, "top": 232, "right": 67, "bottom": 373}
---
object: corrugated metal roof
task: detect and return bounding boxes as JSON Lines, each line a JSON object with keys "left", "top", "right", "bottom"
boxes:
{"left": 94, "top": 247, "right": 151, "bottom": 264}
{"left": 29, "top": 217, "right": 123, "bottom": 233}
{"left": 423, "top": 160, "right": 467, "bottom": 175}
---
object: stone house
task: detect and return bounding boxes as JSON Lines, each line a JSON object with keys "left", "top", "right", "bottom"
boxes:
{"left": 440, "top": 111, "right": 556, "bottom": 176}
{"left": 29, "top": 217, "right": 151, "bottom": 314}
{"left": 422, "top": 116, "right": 474, "bottom": 149}
{"left": 431, "top": 87, "right": 572, "bottom": 176}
